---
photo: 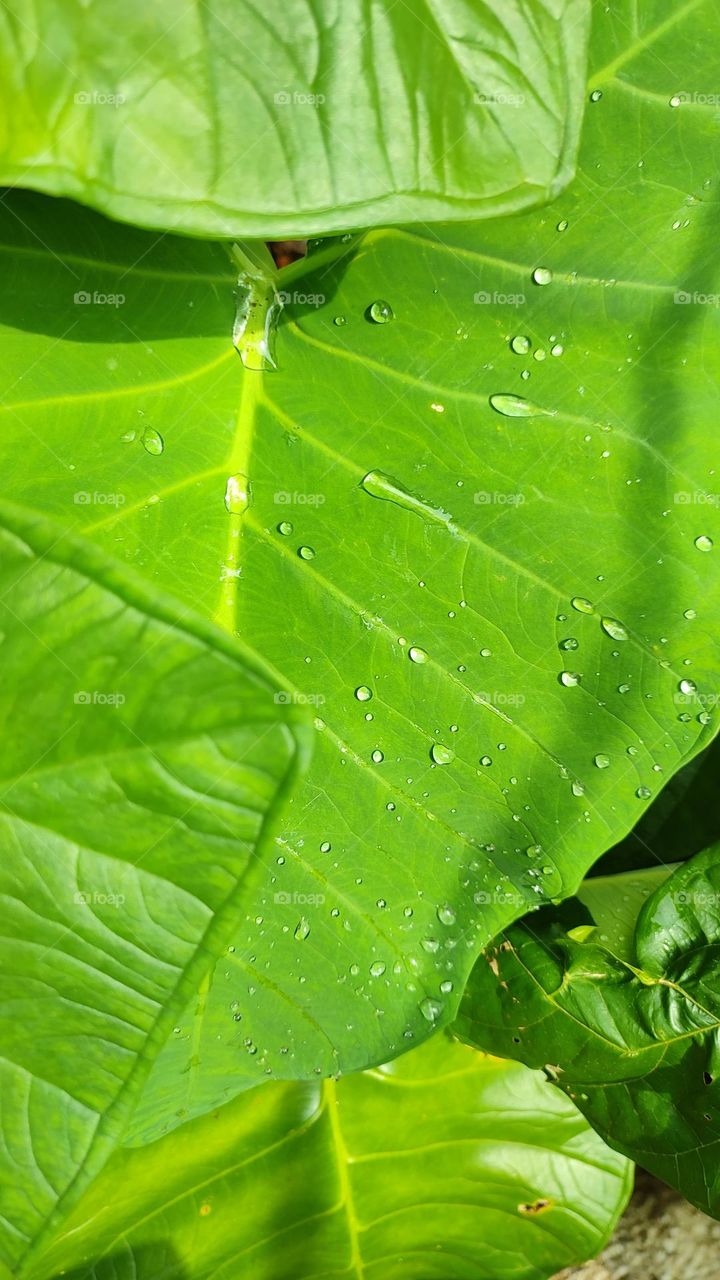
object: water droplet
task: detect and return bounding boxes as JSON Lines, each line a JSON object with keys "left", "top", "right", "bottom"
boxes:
{"left": 333, "top": 315, "right": 346, "bottom": 326}
{"left": 699, "top": 711, "right": 712, "bottom": 725}
{"left": 559, "top": 637, "right": 579, "bottom": 651}
{"left": 408, "top": 646, "right": 429, "bottom": 664}
{"left": 678, "top": 678, "right": 697, "bottom": 695}
{"left": 480, "top": 755, "right": 492, "bottom": 767}
{"left": 277, "top": 520, "right": 293, "bottom": 535}
{"left": 489, "top": 393, "right": 554, "bottom": 418}
{"left": 440, "top": 979, "right": 454, "bottom": 995}
{"left": 419, "top": 998, "right": 443, "bottom": 1023}
{"left": 371, "top": 749, "right": 384, "bottom": 764}
{"left": 695, "top": 535, "right": 713, "bottom": 552}
{"left": 360, "top": 470, "right": 453, "bottom": 528}
{"left": 684, "top": 608, "right": 697, "bottom": 620}
{"left": 551, "top": 343, "right": 564, "bottom": 358}
{"left": 510, "top": 335, "right": 531, "bottom": 355}
{"left": 370, "top": 961, "right": 386, "bottom": 977}
{"left": 532, "top": 267, "right": 553, "bottom": 286}
{"left": 225, "top": 472, "right": 251, "bottom": 515}
{"left": 618, "top": 683, "right": 630, "bottom": 694}
{"left": 559, "top": 671, "right": 582, "bottom": 687}
{"left": 594, "top": 754, "right": 610, "bottom": 769}
{"left": 141, "top": 426, "right": 164, "bottom": 456}
{"left": 294, "top": 917, "right": 311, "bottom": 941}
{"left": 557, "top": 220, "right": 569, "bottom": 232}
{"left": 589, "top": 89, "right": 603, "bottom": 102}
{"left": 298, "top": 546, "right": 316, "bottom": 561}
{"left": 431, "top": 743, "right": 454, "bottom": 765}
{"left": 635, "top": 786, "right": 651, "bottom": 800}
{"left": 367, "top": 299, "right": 394, "bottom": 324}
{"left": 601, "top": 617, "right": 628, "bottom": 642}
{"left": 355, "top": 685, "right": 373, "bottom": 702}
{"left": 571, "top": 596, "right": 594, "bottom": 614}
{"left": 421, "top": 938, "right": 440, "bottom": 954}
{"left": 320, "top": 840, "right": 331, "bottom": 853}
{"left": 571, "top": 780, "right": 585, "bottom": 796}
{"left": 669, "top": 94, "right": 682, "bottom": 108}
{"left": 434, "top": 904, "right": 456, "bottom": 930}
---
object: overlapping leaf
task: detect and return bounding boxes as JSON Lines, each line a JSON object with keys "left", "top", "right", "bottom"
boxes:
{"left": 455, "top": 844, "right": 720, "bottom": 1216}
{"left": 0, "top": 0, "right": 590, "bottom": 237}
{"left": 0, "top": 504, "right": 309, "bottom": 1273}
{"left": 27, "top": 1035, "right": 631, "bottom": 1280}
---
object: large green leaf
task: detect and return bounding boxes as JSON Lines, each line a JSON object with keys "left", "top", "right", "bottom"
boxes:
{"left": 0, "top": 504, "right": 309, "bottom": 1274}
{"left": 26, "top": 1035, "right": 632, "bottom": 1280}
{"left": 3, "top": 0, "right": 720, "bottom": 1140}
{"left": 0, "top": 0, "right": 590, "bottom": 237}
{"left": 455, "top": 845, "right": 720, "bottom": 1216}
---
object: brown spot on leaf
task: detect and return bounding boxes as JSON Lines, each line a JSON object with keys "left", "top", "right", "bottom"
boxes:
{"left": 518, "top": 1198, "right": 553, "bottom": 1215}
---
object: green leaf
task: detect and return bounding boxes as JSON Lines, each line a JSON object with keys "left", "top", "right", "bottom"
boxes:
{"left": 28, "top": 1035, "right": 631, "bottom": 1280}
{"left": 3, "top": 0, "right": 720, "bottom": 1141}
{"left": 0, "top": 503, "right": 309, "bottom": 1274}
{"left": 0, "top": 0, "right": 590, "bottom": 237}
{"left": 455, "top": 844, "right": 720, "bottom": 1216}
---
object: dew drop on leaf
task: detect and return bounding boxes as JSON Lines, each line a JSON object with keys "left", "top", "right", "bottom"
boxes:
{"left": 532, "top": 267, "right": 553, "bottom": 285}
{"left": 371, "top": 749, "right": 384, "bottom": 764}
{"left": 224, "top": 472, "right": 251, "bottom": 515}
{"left": 297, "top": 545, "right": 316, "bottom": 561}
{"left": 510, "top": 335, "right": 531, "bottom": 354}
{"left": 419, "top": 997, "right": 443, "bottom": 1023}
{"left": 695, "top": 535, "right": 713, "bottom": 552}
{"left": 367, "top": 299, "right": 394, "bottom": 324}
{"left": 480, "top": 755, "right": 492, "bottom": 767}
{"left": 370, "top": 961, "right": 386, "bottom": 977}
{"left": 571, "top": 596, "right": 594, "bottom": 614}
{"left": 600, "top": 617, "right": 628, "bottom": 641}
{"left": 437, "top": 903, "right": 456, "bottom": 926}
{"left": 635, "top": 786, "right": 651, "bottom": 800}
{"left": 594, "top": 754, "right": 610, "bottom": 769}
{"left": 489, "top": 393, "right": 554, "bottom": 418}
{"left": 678, "top": 678, "right": 697, "bottom": 694}
{"left": 431, "top": 743, "right": 454, "bottom": 765}
{"left": 589, "top": 89, "right": 603, "bottom": 102}
{"left": 277, "top": 520, "right": 293, "bottom": 535}
{"left": 559, "top": 671, "right": 582, "bottom": 687}
{"left": 354, "top": 685, "right": 372, "bottom": 702}
{"left": 559, "top": 637, "right": 579, "bottom": 651}
{"left": 408, "top": 646, "right": 429, "bottom": 664}
{"left": 141, "top": 426, "right": 164, "bottom": 455}
{"left": 294, "top": 917, "right": 311, "bottom": 941}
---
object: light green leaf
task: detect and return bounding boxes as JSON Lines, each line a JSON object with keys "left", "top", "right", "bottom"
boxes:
{"left": 3, "top": 0, "right": 720, "bottom": 1142}
{"left": 28, "top": 1035, "right": 632, "bottom": 1280}
{"left": 0, "top": 503, "right": 309, "bottom": 1274}
{"left": 455, "top": 844, "right": 720, "bottom": 1217}
{"left": 0, "top": 0, "right": 590, "bottom": 238}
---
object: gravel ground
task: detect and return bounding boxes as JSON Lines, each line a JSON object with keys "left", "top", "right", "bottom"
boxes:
{"left": 553, "top": 1172, "right": 720, "bottom": 1280}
